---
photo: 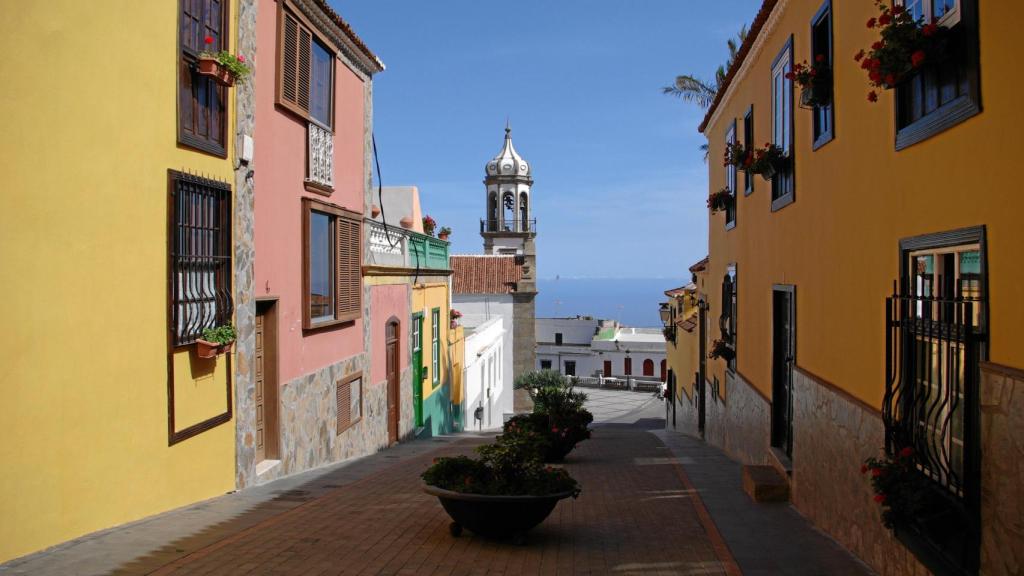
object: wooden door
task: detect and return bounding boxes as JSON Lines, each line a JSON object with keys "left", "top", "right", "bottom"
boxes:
{"left": 255, "top": 302, "right": 279, "bottom": 462}
{"left": 771, "top": 287, "right": 796, "bottom": 458}
{"left": 603, "top": 360, "right": 611, "bottom": 377}
{"left": 386, "top": 320, "right": 400, "bottom": 444}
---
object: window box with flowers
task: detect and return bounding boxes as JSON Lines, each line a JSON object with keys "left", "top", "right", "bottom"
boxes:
{"left": 746, "top": 143, "right": 789, "bottom": 181}
{"left": 723, "top": 141, "right": 750, "bottom": 172}
{"left": 195, "top": 324, "right": 237, "bottom": 359}
{"left": 197, "top": 36, "right": 250, "bottom": 87}
{"left": 787, "top": 55, "right": 832, "bottom": 108}
{"left": 708, "top": 338, "right": 735, "bottom": 362}
{"left": 707, "top": 188, "right": 734, "bottom": 214}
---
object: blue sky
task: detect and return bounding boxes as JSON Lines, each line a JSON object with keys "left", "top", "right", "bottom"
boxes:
{"left": 335, "top": 0, "right": 761, "bottom": 279}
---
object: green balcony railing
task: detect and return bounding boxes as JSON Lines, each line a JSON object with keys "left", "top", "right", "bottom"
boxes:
{"left": 408, "top": 234, "right": 449, "bottom": 270}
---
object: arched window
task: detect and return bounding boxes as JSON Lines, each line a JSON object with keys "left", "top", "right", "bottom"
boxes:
{"left": 660, "top": 359, "right": 667, "bottom": 381}
{"left": 624, "top": 357, "right": 632, "bottom": 376}
{"left": 488, "top": 193, "right": 498, "bottom": 231}
{"left": 643, "top": 359, "right": 654, "bottom": 376}
{"left": 502, "top": 192, "right": 515, "bottom": 231}
{"left": 519, "top": 193, "right": 529, "bottom": 232}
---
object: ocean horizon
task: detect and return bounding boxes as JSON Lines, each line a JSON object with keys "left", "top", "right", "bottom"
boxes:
{"left": 535, "top": 277, "right": 688, "bottom": 328}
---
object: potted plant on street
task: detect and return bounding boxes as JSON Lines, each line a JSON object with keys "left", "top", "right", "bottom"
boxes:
{"left": 449, "top": 309, "right": 462, "bottom": 329}
{"left": 438, "top": 226, "right": 452, "bottom": 241}
{"left": 708, "top": 338, "right": 735, "bottom": 361}
{"left": 196, "top": 324, "right": 237, "bottom": 358}
{"left": 707, "top": 188, "right": 733, "bottom": 214}
{"left": 747, "top": 143, "right": 787, "bottom": 181}
{"left": 855, "top": 0, "right": 948, "bottom": 103}
{"left": 510, "top": 370, "right": 594, "bottom": 462}
{"left": 788, "top": 55, "right": 832, "bottom": 107}
{"left": 422, "top": 215, "right": 437, "bottom": 237}
{"left": 197, "top": 36, "right": 250, "bottom": 87}
{"left": 422, "top": 436, "right": 581, "bottom": 543}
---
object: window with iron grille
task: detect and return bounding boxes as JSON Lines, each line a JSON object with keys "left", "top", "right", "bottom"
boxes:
{"left": 170, "top": 171, "right": 233, "bottom": 346}
{"left": 178, "top": 0, "right": 228, "bottom": 157}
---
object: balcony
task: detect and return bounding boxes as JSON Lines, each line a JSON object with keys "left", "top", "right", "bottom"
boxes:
{"left": 409, "top": 233, "right": 449, "bottom": 270}
{"left": 305, "top": 122, "right": 333, "bottom": 190}
{"left": 480, "top": 218, "right": 537, "bottom": 234}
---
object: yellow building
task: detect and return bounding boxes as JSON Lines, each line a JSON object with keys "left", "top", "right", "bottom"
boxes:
{"left": 694, "top": 0, "right": 1023, "bottom": 574}
{"left": 411, "top": 281, "right": 464, "bottom": 435}
{"left": 663, "top": 257, "right": 708, "bottom": 435}
{"left": 0, "top": 1, "right": 250, "bottom": 562}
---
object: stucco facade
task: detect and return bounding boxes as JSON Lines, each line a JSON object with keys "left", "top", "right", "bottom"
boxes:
{"left": 692, "top": 1, "right": 1024, "bottom": 574}
{"left": 0, "top": 0, "right": 247, "bottom": 562}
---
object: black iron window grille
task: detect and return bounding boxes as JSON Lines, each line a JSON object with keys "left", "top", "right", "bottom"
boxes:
{"left": 170, "top": 171, "right": 233, "bottom": 346}
{"left": 883, "top": 245, "right": 984, "bottom": 575}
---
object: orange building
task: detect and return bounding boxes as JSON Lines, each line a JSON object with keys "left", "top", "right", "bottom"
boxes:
{"left": 682, "top": 1, "right": 1024, "bottom": 574}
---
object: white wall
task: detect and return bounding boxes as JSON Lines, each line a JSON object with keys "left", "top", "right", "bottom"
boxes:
{"left": 453, "top": 293, "right": 515, "bottom": 420}
{"left": 536, "top": 317, "right": 600, "bottom": 345}
{"left": 463, "top": 316, "right": 507, "bottom": 430}
{"left": 536, "top": 322, "right": 668, "bottom": 381}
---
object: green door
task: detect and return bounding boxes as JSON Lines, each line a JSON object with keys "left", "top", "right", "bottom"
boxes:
{"left": 412, "top": 313, "right": 423, "bottom": 426}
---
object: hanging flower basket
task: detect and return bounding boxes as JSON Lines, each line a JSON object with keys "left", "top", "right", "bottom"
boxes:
{"left": 788, "top": 56, "right": 833, "bottom": 108}
{"left": 747, "top": 144, "right": 787, "bottom": 181}
{"left": 855, "top": 0, "right": 949, "bottom": 102}
{"left": 707, "top": 188, "right": 733, "bottom": 214}
{"left": 197, "top": 56, "right": 235, "bottom": 87}
{"left": 196, "top": 36, "right": 250, "bottom": 88}
{"left": 708, "top": 339, "right": 735, "bottom": 361}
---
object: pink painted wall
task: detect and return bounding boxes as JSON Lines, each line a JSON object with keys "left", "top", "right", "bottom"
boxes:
{"left": 254, "top": 0, "right": 367, "bottom": 383}
{"left": 369, "top": 284, "right": 409, "bottom": 385}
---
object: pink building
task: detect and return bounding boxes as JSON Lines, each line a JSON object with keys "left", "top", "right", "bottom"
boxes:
{"left": 238, "top": 0, "right": 394, "bottom": 486}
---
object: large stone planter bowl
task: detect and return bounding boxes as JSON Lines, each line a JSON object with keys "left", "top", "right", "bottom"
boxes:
{"left": 423, "top": 484, "right": 574, "bottom": 542}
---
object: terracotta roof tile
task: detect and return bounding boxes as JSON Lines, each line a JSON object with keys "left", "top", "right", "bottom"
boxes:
{"left": 450, "top": 255, "right": 524, "bottom": 295}
{"left": 310, "top": 0, "right": 384, "bottom": 72}
{"left": 698, "top": 0, "right": 778, "bottom": 133}
{"left": 689, "top": 256, "right": 709, "bottom": 273}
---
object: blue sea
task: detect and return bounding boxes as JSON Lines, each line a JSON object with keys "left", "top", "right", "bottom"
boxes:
{"left": 535, "top": 277, "right": 688, "bottom": 328}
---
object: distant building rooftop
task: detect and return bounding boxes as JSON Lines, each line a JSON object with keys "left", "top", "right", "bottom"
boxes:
{"left": 451, "top": 255, "right": 524, "bottom": 294}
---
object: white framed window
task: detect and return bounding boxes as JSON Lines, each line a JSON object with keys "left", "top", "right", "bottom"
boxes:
{"left": 771, "top": 37, "right": 795, "bottom": 210}
{"left": 899, "top": 0, "right": 960, "bottom": 28}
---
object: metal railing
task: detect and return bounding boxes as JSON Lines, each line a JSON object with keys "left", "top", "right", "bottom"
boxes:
{"left": 306, "top": 122, "right": 333, "bottom": 189}
{"left": 480, "top": 218, "right": 537, "bottom": 234}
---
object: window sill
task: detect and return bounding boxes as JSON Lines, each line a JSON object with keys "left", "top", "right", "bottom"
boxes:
{"left": 303, "top": 315, "right": 358, "bottom": 332}
{"left": 896, "top": 94, "right": 980, "bottom": 151}
{"left": 178, "top": 134, "right": 227, "bottom": 159}
{"left": 725, "top": 220, "right": 736, "bottom": 231}
{"left": 304, "top": 180, "right": 334, "bottom": 196}
{"left": 771, "top": 191, "right": 795, "bottom": 212}
{"left": 812, "top": 130, "right": 834, "bottom": 152}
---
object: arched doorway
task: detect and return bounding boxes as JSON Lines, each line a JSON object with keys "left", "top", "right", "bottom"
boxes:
{"left": 386, "top": 318, "right": 400, "bottom": 444}
{"left": 643, "top": 359, "right": 654, "bottom": 377}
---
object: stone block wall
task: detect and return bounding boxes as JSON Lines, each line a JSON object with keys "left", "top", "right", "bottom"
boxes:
{"left": 723, "top": 372, "right": 771, "bottom": 466}
{"left": 790, "top": 367, "right": 928, "bottom": 576}
{"left": 979, "top": 362, "right": 1024, "bottom": 576}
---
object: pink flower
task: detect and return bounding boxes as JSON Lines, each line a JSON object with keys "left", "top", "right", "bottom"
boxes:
{"left": 204, "top": 36, "right": 214, "bottom": 45}
{"left": 237, "top": 54, "right": 246, "bottom": 63}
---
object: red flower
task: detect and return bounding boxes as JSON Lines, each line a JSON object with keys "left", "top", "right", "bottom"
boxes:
{"left": 784, "top": 71, "right": 795, "bottom": 80}
{"left": 860, "top": 464, "right": 869, "bottom": 474}
{"left": 879, "top": 13, "right": 892, "bottom": 25}
{"left": 868, "top": 91, "right": 879, "bottom": 102}
{"left": 551, "top": 427, "right": 559, "bottom": 433}
{"left": 866, "top": 17, "right": 877, "bottom": 28}
{"left": 237, "top": 54, "right": 246, "bottom": 63}
{"left": 815, "top": 54, "right": 826, "bottom": 63}
{"left": 892, "top": 5, "right": 906, "bottom": 15}
{"left": 874, "top": 494, "right": 887, "bottom": 503}
{"left": 911, "top": 50, "right": 926, "bottom": 68}
{"left": 885, "top": 73, "right": 896, "bottom": 86}
{"left": 872, "top": 468, "right": 884, "bottom": 477}
{"left": 204, "top": 35, "right": 214, "bottom": 45}
{"left": 922, "top": 23, "right": 939, "bottom": 37}
{"left": 854, "top": 50, "right": 865, "bottom": 62}
{"left": 899, "top": 446, "right": 914, "bottom": 458}
{"left": 868, "top": 70, "right": 882, "bottom": 83}
{"left": 872, "top": 41, "right": 884, "bottom": 51}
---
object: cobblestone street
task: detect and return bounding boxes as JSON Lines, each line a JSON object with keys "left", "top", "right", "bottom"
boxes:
{"left": 0, "top": 391, "right": 870, "bottom": 576}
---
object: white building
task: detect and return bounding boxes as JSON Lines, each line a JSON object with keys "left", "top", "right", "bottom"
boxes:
{"left": 461, "top": 316, "right": 508, "bottom": 430}
{"left": 536, "top": 317, "right": 667, "bottom": 383}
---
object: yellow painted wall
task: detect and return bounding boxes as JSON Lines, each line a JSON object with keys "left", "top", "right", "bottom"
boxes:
{"left": 412, "top": 282, "right": 451, "bottom": 400}
{"left": 0, "top": 1, "right": 238, "bottom": 562}
{"left": 704, "top": 2, "right": 1023, "bottom": 407}
{"left": 450, "top": 325, "right": 465, "bottom": 405}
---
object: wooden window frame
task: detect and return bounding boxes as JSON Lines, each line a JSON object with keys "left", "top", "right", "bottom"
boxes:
{"left": 771, "top": 36, "right": 796, "bottom": 212}
{"left": 893, "top": 0, "right": 980, "bottom": 150}
{"left": 302, "top": 197, "right": 362, "bottom": 330}
{"left": 725, "top": 120, "right": 737, "bottom": 230}
{"left": 336, "top": 371, "right": 363, "bottom": 434}
{"left": 431, "top": 308, "right": 440, "bottom": 386}
{"left": 810, "top": 0, "right": 836, "bottom": 150}
{"left": 177, "top": 0, "right": 229, "bottom": 158}
{"left": 743, "top": 106, "right": 754, "bottom": 196}
{"left": 276, "top": 0, "right": 337, "bottom": 128}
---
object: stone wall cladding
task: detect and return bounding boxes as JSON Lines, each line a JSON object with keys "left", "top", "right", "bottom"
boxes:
{"left": 791, "top": 367, "right": 928, "bottom": 576}
{"left": 512, "top": 293, "right": 536, "bottom": 412}
{"left": 723, "top": 371, "right": 771, "bottom": 465}
{"left": 670, "top": 388, "right": 700, "bottom": 437}
{"left": 233, "top": 0, "right": 259, "bottom": 490}
{"left": 979, "top": 362, "right": 1024, "bottom": 576}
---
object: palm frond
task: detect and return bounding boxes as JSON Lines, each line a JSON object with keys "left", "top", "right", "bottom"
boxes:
{"left": 661, "top": 75, "right": 717, "bottom": 109}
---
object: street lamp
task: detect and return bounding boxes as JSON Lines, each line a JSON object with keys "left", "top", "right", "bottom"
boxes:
{"left": 659, "top": 302, "right": 671, "bottom": 327}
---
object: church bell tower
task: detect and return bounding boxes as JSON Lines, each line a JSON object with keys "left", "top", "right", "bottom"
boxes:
{"left": 481, "top": 122, "right": 537, "bottom": 293}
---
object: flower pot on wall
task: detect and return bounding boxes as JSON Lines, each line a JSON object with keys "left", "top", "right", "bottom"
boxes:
{"left": 195, "top": 339, "right": 234, "bottom": 358}
{"left": 399, "top": 216, "right": 414, "bottom": 229}
{"left": 370, "top": 205, "right": 381, "bottom": 218}
{"left": 438, "top": 232, "right": 450, "bottom": 241}
{"left": 197, "top": 57, "right": 235, "bottom": 87}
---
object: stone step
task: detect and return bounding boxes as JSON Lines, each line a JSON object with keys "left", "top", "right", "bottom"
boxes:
{"left": 742, "top": 464, "right": 790, "bottom": 503}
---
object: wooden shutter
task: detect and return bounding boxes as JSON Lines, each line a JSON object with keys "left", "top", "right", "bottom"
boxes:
{"left": 278, "top": 8, "right": 310, "bottom": 117}
{"left": 336, "top": 215, "right": 362, "bottom": 322}
{"left": 336, "top": 378, "right": 351, "bottom": 433}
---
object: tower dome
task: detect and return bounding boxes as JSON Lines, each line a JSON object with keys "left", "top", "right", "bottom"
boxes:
{"left": 485, "top": 124, "right": 531, "bottom": 178}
